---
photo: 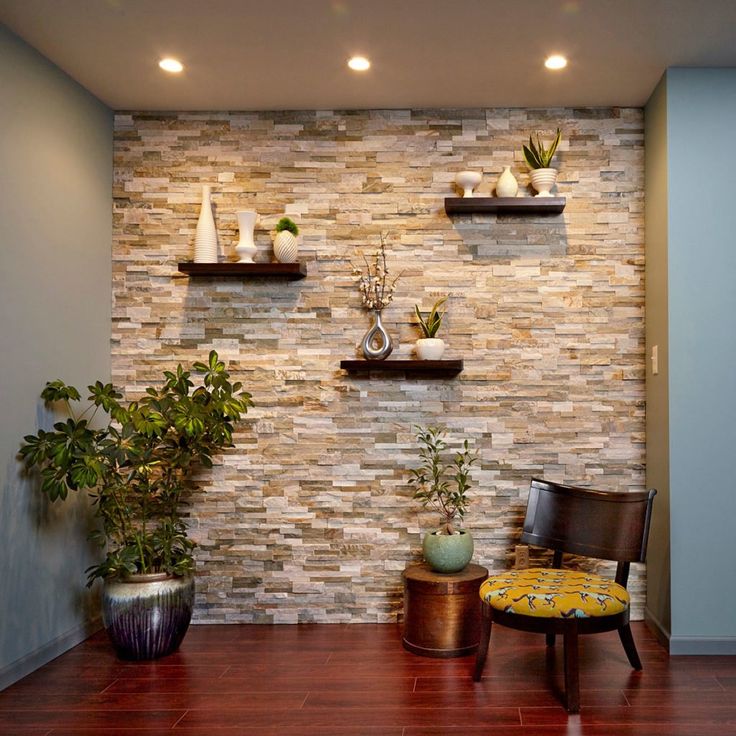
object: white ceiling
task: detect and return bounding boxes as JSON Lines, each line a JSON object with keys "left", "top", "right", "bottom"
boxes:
{"left": 2, "top": 0, "right": 736, "bottom": 110}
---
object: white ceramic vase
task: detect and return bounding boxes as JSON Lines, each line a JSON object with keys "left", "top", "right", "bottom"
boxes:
{"left": 455, "top": 170, "right": 482, "bottom": 198}
{"left": 235, "top": 210, "right": 258, "bottom": 263}
{"left": 495, "top": 166, "right": 518, "bottom": 197}
{"left": 416, "top": 338, "right": 445, "bottom": 360}
{"left": 273, "top": 230, "right": 298, "bottom": 263}
{"left": 529, "top": 168, "right": 558, "bottom": 197}
{"left": 193, "top": 185, "right": 218, "bottom": 263}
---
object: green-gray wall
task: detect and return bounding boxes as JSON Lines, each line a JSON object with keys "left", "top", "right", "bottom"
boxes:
{"left": 645, "top": 68, "right": 736, "bottom": 654}
{"left": 0, "top": 26, "right": 112, "bottom": 688}
{"left": 644, "top": 74, "right": 671, "bottom": 639}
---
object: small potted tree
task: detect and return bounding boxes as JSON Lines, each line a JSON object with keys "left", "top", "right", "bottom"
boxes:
{"left": 414, "top": 296, "right": 447, "bottom": 360}
{"left": 523, "top": 128, "right": 562, "bottom": 197}
{"left": 19, "top": 351, "right": 252, "bottom": 660}
{"left": 408, "top": 425, "right": 477, "bottom": 573}
{"left": 272, "top": 216, "right": 299, "bottom": 263}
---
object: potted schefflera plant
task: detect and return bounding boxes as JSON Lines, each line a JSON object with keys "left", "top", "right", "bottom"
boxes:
{"left": 523, "top": 127, "right": 562, "bottom": 197}
{"left": 272, "top": 216, "right": 299, "bottom": 263}
{"left": 19, "top": 351, "right": 252, "bottom": 660}
{"left": 414, "top": 296, "right": 447, "bottom": 360}
{"left": 409, "top": 425, "right": 477, "bottom": 573}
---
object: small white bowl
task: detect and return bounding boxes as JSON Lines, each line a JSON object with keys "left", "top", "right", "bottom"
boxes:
{"left": 455, "top": 170, "right": 482, "bottom": 198}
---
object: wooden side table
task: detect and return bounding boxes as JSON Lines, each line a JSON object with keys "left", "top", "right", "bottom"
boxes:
{"left": 402, "top": 562, "right": 489, "bottom": 658}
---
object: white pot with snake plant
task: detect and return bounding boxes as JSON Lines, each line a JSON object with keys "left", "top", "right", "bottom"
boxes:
{"left": 414, "top": 296, "right": 447, "bottom": 360}
{"left": 523, "top": 128, "right": 562, "bottom": 197}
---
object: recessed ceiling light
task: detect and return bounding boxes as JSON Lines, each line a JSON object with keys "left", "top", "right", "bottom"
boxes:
{"left": 348, "top": 56, "right": 370, "bottom": 72}
{"left": 544, "top": 54, "right": 568, "bottom": 70}
{"left": 159, "top": 58, "right": 184, "bottom": 73}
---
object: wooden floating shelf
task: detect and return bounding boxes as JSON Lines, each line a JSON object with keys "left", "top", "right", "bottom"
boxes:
{"left": 340, "top": 359, "right": 464, "bottom": 377}
{"left": 444, "top": 197, "right": 566, "bottom": 215}
{"left": 178, "top": 262, "right": 306, "bottom": 280}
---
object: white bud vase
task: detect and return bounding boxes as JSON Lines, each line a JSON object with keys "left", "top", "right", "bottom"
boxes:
{"left": 194, "top": 185, "right": 218, "bottom": 263}
{"left": 273, "top": 230, "right": 298, "bottom": 263}
{"left": 495, "top": 166, "right": 518, "bottom": 197}
{"left": 235, "top": 210, "right": 258, "bottom": 263}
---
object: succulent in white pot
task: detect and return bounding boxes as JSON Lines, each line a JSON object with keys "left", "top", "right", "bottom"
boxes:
{"left": 272, "top": 217, "right": 299, "bottom": 263}
{"left": 523, "top": 128, "right": 562, "bottom": 197}
{"left": 414, "top": 296, "right": 447, "bottom": 360}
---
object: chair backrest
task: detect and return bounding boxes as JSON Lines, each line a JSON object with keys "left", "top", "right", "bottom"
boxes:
{"left": 521, "top": 478, "right": 656, "bottom": 563}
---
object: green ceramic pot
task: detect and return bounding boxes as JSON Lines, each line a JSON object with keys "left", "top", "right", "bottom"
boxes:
{"left": 422, "top": 530, "right": 474, "bottom": 573}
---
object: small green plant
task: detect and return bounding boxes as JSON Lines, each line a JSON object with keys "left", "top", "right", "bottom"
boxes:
{"left": 408, "top": 425, "right": 477, "bottom": 535}
{"left": 523, "top": 128, "right": 562, "bottom": 169}
{"left": 414, "top": 296, "right": 447, "bottom": 339}
{"left": 275, "top": 217, "right": 299, "bottom": 236}
{"left": 19, "top": 351, "right": 252, "bottom": 584}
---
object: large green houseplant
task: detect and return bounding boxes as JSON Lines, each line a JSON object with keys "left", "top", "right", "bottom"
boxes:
{"left": 19, "top": 351, "right": 252, "bottom": 659}
{"left": 408, "top": 425, "right": 477, "bottom": 573}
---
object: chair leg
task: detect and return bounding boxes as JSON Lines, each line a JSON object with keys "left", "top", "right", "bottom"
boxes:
{"left": 546, "top": 632, "right": 556, "bottom": 647}
{"left": 618, "top": 623, "right": 642, "bottom": 670}
{"left": 563, "top": 626, "right": 580, "bottom": 713}
{"left": 473, "top": 605, "right": 493, "bottom": 682}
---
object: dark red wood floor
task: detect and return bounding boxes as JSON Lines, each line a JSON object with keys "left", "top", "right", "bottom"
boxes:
{"left": 1, "top": 622, "right": 735, "bottom": 735}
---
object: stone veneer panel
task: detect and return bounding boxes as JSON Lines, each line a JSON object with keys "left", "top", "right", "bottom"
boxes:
{"left": 113, "top": 108, "right": 645, "bottom": 623}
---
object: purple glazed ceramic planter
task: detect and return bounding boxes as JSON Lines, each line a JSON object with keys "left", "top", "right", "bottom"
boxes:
{"left": 102, "top": 573, "right": 194, "bottom": 660}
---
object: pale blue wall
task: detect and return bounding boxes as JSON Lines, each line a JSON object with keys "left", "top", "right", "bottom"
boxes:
{"left": 0, "top": 25, "right": 112, "bottom": 688}
{"left": 667, "top": 68, "right": 736, "bottom": 650}
{"left": 645, "top": 68, "right": 736, "bottom": 653}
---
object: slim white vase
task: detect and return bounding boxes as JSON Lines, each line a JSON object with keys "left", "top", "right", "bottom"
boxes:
{"left": 495, "top": 166, "right": 518, "bottom": 197}
{"left": 193, "top": 185, "right": 218, "bottom": 263}
{"left": 235, "top": 211, "right": 258, "bottom": 263}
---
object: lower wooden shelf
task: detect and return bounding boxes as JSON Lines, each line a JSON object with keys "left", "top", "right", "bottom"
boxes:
{"left": 178, "top": 262, "right": 306, "bottom": 279}
{"left": 340, "top": 359, "right": 463, "bottom": 377}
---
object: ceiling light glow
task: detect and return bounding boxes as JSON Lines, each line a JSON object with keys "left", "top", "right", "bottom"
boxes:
{"left": 348, "top": 56, "right": 370, "bottom": 71}
{"left": 544, "top": 55, "right": 568, "bottom": 70}
{"left": 159, "top": 58, "right": 184, "bottom": 73}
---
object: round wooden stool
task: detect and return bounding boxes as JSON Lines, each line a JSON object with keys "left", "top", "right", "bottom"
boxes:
{"left": 402, "top": 562, "right": 489, "bottom": 658}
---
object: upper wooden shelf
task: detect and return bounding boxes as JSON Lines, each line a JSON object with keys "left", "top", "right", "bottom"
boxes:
{"left": 340, "top": 359, "right": 463, "bottom": 377}
{"left": 177, "top": 262, "right": 306, "bottom": 280}
{"left": 444, "top": 197, "right": 566, "bottom": 215}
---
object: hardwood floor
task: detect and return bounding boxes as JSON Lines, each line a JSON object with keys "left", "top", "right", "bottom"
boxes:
{"left": 1, "top": 622, "right": 735, "bottom": 735}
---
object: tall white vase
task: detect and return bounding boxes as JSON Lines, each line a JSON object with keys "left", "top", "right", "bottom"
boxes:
{"left": 194, "top": 185, "right": 218, "bottom": 263}
{"left": 235, "top": 211, "right": 258, "bottom": 263}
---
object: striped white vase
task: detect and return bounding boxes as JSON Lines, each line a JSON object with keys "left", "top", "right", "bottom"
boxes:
{"left": 193, "top": 185, "right": 218, "bottom": 262}
{"left": 273, "top": 230, "right": 298, "bottom": 263}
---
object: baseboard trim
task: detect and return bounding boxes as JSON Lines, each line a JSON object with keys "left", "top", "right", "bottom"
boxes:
{"left": 644, "top": 607, "right": 671, "bottom": 651}
{"left": 0, "top": 616, "right": 102, "bottom": 691}
{"left": 669, "top": 636, "right": 736, "bottom": 655}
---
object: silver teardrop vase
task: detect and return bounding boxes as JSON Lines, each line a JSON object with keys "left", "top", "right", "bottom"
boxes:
{"left": 361, "top": 309, "right": 393, "bottom": 360}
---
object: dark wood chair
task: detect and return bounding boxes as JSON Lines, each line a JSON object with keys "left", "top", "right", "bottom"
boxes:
{"left": 473, "top": 478, "right": 656, "bottom": 713}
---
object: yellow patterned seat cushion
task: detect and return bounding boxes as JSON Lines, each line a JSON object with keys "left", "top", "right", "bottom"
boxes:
{"left": 479, "top": 567, "right": 629, "bottom": 618}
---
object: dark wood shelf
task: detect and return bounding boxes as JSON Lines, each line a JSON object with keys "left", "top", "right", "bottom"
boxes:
{"left": 340, "top": 359, "right": 463, "bottom": 377}
{"left": 444, "top": 196, "right": 566, "bottom": 215}
{"left": 177, "top": 262, "right": 306, "bottom": 280}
